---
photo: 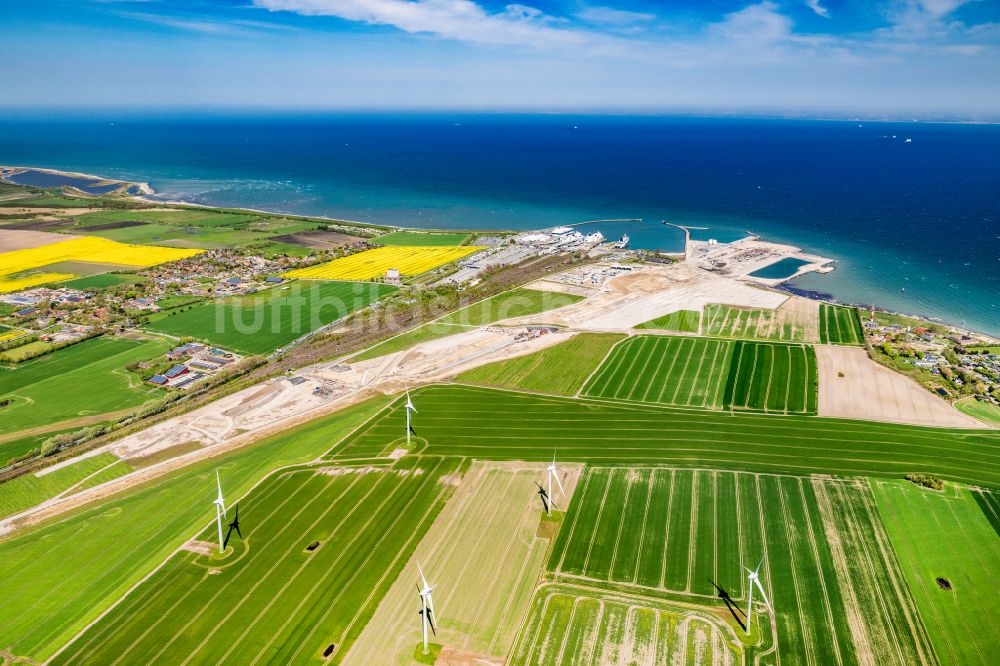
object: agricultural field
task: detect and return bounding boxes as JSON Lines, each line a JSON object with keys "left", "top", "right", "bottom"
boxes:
{"left": 635, "top": 309, "right": 700, "bottom": 333}
{"left": 145, "top": 280, "right": 396, "bottom": 355}
{"left": 510, "top": 585, "right": 744, "bottom": 665}
{"left": 0, "top": 271, "right": 75, "bottom": 293}
{"left": 582, "top": 336, "right": 734, "bottom": 409}
{"left": 457, "top": 333, "right": 624, "bottom": 396}
{"left": 438, "top": 288, "right": 583, "bottom": 326}
{"left": 820, "top": 304, "right": 864, "bottom": 345}
{"left": 703, "top": 301, "right": 819, "bottom": 342}
{"left": 375, "top": 231, "right": 471, "bottom": 246}
{"left": 872, "top": 479, "right": 1000, "bottom": 665}
{"left": 0, "top": 395, "right": 391, "bottom": 662}
{"left": 0, "top": 236, "right": 201, "bottom": 279}
{"left": 0, "top": 453, "right": 127, "bottom": 519}
{"left": 335, "top": 386, "right": 1000, "bottom": 486}
{"left": 52, "top": 457, "right": 462, "bottom": 665}
{"left": 723, "top": 341, "right": 818, "bottom": 415}
{"left": 59, "top": 272, "right": 146, "bottom": 290}
{"left": 548, "top": 467, "right": 935, "bottom": 664}
{"left": 973, "top": 489, "right": 1000, "bottom": 538}
{"left": 955, "top": 397, "right": 1000, "bottom": 426}
{"left": 287, "top": 245, "right": 482, "bottom": 281}
{"left": 0, "top": 336, "right": 170, "bottom": 445}
{"left": 348, "top": 461, "right": 578, "bottom": 664}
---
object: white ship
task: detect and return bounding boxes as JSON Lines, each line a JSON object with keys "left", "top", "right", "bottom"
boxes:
{"left": 613, "top": 234, "right": 630, "bottom": 249}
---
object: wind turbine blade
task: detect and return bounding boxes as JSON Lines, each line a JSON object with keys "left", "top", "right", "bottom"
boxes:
{"left": 745, "top": 577, "right": 754, "bottom": 631}
{"left": 417, "top": 561, "right": 428, "bottom": 589}
{"left": 755, "top": 556, "right": 765, "bottom": 574}
{"left": 553, "top": 469, "right": 566, "bottom": 497}
{"left": 754, "top": 578, "right": 772, "bottom": 612}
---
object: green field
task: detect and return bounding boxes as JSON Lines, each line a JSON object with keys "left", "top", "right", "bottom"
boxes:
{"left": 60, "top": 273, "right": 146, "bottom": 290}
{"left": 53, "top": 456, "right": 461, "bottom": 665}
{"left": 145, "top": 280, "right": 396, "bottom": 355}
{"left": 723, "top": 341, "right": 817, "bottom": 414}
{"left": 701, "top": 303, "right": 818, "bottom": 342}
{"left": 820, "top": 304, "right": 864, "bottom": 345}
{"left": 0, "top": 453, "right": 128, "bottom": 518}
{"left": 956, "top": 397, "right": 1000, "bottom": 426}
{"left": 872, "top": 480, "right": 1000, "bottom": 664}
{"left": 457, "top": 333, "right": 624, "bottom": 396}
{"left": 580, "top": 336, "right": 815, "bottom": 414}
{"left": 548, "top": 468, "right": 934, "bottom": 664}
{"left": 0, "top": 395, "right": 391, "bottom": 662}
{"left": 0, "top": 340, "right": 51, "bottom": 363}
{"left": 0, "top": 336, "right": 169, "bottom": 444}
{"left": 582, "top": 336, "right": 734, "bottom": 409}
{"left": 437, "top": 288, "right": 583, "bottom": 326}
{"left": 635, "top": 309, "right": 700, "bottom": 333}
{"left": 375, "top": 231, "right": 471, "bottom": 246}
{"left": 334, "top": 386, "right": 1000, "bottom": 486}
{"left": 510, "top": 585, "right": 745, "bottom": 665}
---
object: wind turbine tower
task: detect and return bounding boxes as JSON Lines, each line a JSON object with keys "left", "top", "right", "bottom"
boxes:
{"left": 405, "top": 389, "right": 417, "bottom": 446}
{"left": 416, "top": 562, "right": 436, "bottom": 655}
{"left": 545, "top": 454, "right": 564, "bottom": 516}
{"left": 213, "top": 470, "right": 227, "bottom": 553}
{"left": 743, "top": 557, "right": 772, "bottom": 634}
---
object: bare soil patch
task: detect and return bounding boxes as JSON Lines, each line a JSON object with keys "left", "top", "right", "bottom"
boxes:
{"left": 0, "top": 228, "right": 74, "bottom": 251}
{"left": 181, "top": 539, "right": 217, "bottom": 555}
{"left": 815, "top": 346, "right": 981, "bottom": 428}
{"left": 271, "top": 230, "right": 359, "bottom": 249}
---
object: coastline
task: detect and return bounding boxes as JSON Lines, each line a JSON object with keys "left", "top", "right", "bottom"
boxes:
{"left": 2, "top": 163, "right": 996, "bottom": 341}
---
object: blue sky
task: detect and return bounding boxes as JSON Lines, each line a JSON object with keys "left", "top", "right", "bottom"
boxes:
{"left": 1, "top": 0, "right": 998, "bottom": 117}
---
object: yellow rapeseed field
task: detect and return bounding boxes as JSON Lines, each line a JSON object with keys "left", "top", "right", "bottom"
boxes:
{"left": 0, "top": 273, "right": 76, "bottom": 294}
{"left": 0, "top": 237, "right": 202, "bottom": 291}
{"left": 286, "top": 245, "right": 482, "bottom": 281}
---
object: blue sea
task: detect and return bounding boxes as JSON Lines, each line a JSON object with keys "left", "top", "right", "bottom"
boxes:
{"left": 0, "top": 113, "right": 997, "bottom": 335}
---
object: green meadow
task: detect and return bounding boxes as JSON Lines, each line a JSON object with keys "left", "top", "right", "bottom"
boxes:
{"left": 457, "top": 332, "right": 623, "bottom": 396}
{"left": 0, "top": 336, "right": 169, "bottom": 445}
{"left": 0, "top": 395, "right": 391, "bottom": 662}
{"left": 334, "top": 385, "right": 1000, "bottom": 486}
{"left": 0, "top": 453, "right": 128, "bottom": 518}
{"left": 375, "top": 231, "right": 472, "bottom": 246}
{"left": 820, "top": 304, "right": 864, "bottom": 345}
{"left": 635, "top": 309, "right": 700, "bottom": 333}
{"left": 872, "top": 480, "right": 1000, "bottom": 665}
{"left": 145, "top": 280, "right": 396, "bottom": 355}
{"left": 53, "top": 457, "right": 462, "bottom": 665}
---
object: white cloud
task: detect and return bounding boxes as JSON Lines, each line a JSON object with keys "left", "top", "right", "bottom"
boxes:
{"left": 252, "top": 0, "right": 593, "bottom": 48}
{"left": 576, "top": 6, "right": 654, "bottom": 26}
{"left": 805, "top": 0, "right": 828, "bottom": 18}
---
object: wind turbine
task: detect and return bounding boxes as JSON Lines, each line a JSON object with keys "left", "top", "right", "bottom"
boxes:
{"left": 416, "top": 562, "right": 436, "bottom": 655}
{"left": 743, "top": 556, "right": 771, "bottom": 634}
{"left": 405, "top": 388, "right": 417, "bottom": 446}
{"left": 545, "top": 454, "right": 564, "bottom": 516}
{"left": 213, "top": 470, "right": 227, "bottom": 553}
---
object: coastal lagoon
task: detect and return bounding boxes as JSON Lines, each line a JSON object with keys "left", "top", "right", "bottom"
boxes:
{"left": 0, "top": 114, "right": 997, "bottom": 335}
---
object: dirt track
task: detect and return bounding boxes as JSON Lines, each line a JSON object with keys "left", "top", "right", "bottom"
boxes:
{"left": 815, "top": 346, "right": 981, "bottom": 428}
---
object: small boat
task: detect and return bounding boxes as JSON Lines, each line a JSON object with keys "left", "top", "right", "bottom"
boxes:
{"left": 614, "top": 234, "right": 630, "bottom": 249}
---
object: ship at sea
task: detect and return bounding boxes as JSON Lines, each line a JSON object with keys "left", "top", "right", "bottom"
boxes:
{"left": 614, "top": 234, "right": 630, "bottom": 249}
